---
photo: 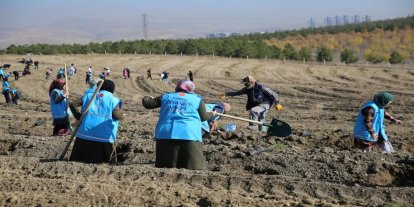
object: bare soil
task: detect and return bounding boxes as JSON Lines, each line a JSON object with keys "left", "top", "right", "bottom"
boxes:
{"left": 0, "top": 54, "right": 413, "bottom": 206}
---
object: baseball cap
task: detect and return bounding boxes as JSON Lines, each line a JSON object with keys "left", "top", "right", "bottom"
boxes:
{"left": 241, "top": 75, "right": 256, "bottom": 83}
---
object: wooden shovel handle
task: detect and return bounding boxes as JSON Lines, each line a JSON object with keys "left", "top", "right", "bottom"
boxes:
{"left": 58, "top": 80, "right": 104, "bottom": 160}
{"left": 208, "top": 111, "right": 264, "bottom": 125}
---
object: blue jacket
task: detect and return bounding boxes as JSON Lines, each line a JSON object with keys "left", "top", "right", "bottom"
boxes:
{"left": 155, "top": 92, "right": 202, "bottom": 142}
{"left": 76, "top": 90, "right": 121, "bottom": 143}
{"left": 49, "top": 89, "right": 68, "bottom": 119}
{"left": 353, "top": 101, "right": 388, "bottom": 142}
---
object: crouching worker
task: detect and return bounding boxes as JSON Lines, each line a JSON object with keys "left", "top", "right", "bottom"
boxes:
{"left": 353, "top": 91, "right": 402, "bottom": 153}
{"left": 68, "top": 80, "right": 124, "bottom": 163}
{"left": 201, "top": 102, "right": 231, "bottom": 137}
{"left": 142, "top": 79, "right": 214, "bottom": 170}
{"left": 49, "top": 79, "right": 70, "bottom": 136}
{"left": 9, "top": 88, "right": 21, "bottom": 105}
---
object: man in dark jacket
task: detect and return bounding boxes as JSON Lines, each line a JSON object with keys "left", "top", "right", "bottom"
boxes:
{"left": 221, "top": 75, "right": 282, "bottom": 131}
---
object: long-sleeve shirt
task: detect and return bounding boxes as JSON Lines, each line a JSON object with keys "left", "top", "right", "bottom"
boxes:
{"left": 361, "top": 106, "right": 398, "bottom": 136}
{"left": 225, "top": 82, "right": 279, "bottom": 110}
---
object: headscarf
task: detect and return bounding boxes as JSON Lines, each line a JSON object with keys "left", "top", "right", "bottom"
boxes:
{"left": 100, "top": 79, "right": 115, "bottom": 94}
{"left": 373, "top": 91, "right": 394, "bottom": 109}
{"left": 175, "top": 79, "right": 195, "bottom": 93}
{"left": 48, "top": 79, "right": 65, "bottom": 95}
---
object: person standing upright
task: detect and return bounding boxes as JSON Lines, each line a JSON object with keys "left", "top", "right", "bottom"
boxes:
{"left": 49, "top": 79, "right": 70, "bottom": 136}
{"left": 2, "top": 77, "right": 10, "bottom": 103}
{"left": 188, "top": 70, "right": 193, "bottom": 81}
{"left": 146, "top": 67, "right": 152, "bottom": 80}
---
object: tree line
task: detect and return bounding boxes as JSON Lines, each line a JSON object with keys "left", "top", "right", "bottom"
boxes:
{"left": 2, "top": 16, "right": 413, "bottom": 64}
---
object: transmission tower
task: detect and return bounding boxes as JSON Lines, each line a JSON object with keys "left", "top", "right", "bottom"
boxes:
{"left": 142, "top": 14, "right": 148, "bottom": 40}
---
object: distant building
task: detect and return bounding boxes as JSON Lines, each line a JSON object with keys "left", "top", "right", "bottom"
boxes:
{"left": 206, "top": 32, "right": 241, "bottom": 39}
{"left": 343, "top": 15, "right": 350, "bottom": 25}
{"left": 308, "top": 18, "right": 317, "bottom": 28}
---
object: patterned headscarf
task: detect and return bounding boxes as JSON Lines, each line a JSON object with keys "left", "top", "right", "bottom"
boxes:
{"left": 175, "top": 79, "right": 195, "bottom": 93}
{"left": 373, "top": 91, "right": 394, "bottom": 109}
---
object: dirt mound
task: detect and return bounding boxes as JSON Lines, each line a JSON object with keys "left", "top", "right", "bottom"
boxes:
{"left": 0, "top": 54, "right": 413, "bottom": 206}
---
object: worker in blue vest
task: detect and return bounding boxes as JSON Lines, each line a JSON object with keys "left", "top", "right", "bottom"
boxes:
{"left": 0, "top": 67, "right": 3, "bottom": 81}
{"left": 353, "top": 91, "right": 402, "bottom": 153}
{"left": 2, "top": 77, "right": 10, "bottom": 103}
{"left": 9, "top": 88, "right": 21, "bottom": 105}
{"left": 69, "top": 80, "right": 125, "bottom": 163}
{"left": 49, "top": 79, "right": 70, "bottom": 136}
{"left": 201, "top": 102, "right": 231, "bottom": 136}
{"left": 142, "top": 79, "right": 214, "bottom": 170}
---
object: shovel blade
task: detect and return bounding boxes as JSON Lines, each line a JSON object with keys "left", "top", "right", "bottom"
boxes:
{"left": 266, "top": 119, "right": 292, "bottom": 137}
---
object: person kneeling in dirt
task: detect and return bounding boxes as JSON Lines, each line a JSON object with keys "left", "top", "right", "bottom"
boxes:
{"left": 220, "top": 75, "right": 282, "bottom": 131}
{"left": 201, "top": 102, "right": 231, "bottom": 137}
{"left": 142, "top": 79, "right": 215, "bottom": 170}
{"left": 9, "top": 88, "right": 21, "bottom": 105}
{"left": 49, "top": 79, "right": 71, "bottom": 136}
{"left": 69, "top": 80, "right": 125, "bottom": 164}
{"left": 353, "top": 91, "right": 402, "bottom": 153}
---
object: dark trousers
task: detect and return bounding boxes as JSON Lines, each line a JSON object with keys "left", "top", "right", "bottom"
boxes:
{"left": 3, "top": 90, "right": 10, "bottom": 103}
{"left": 70, "top": 138, "right": 115, "bottom": 164}
{"left": 155, "top": 139, "right": 205, "bottom": 170}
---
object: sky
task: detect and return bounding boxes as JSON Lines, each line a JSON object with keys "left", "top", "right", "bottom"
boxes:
{"left": 0, "top": 0, "right": 413, "bottom": 48}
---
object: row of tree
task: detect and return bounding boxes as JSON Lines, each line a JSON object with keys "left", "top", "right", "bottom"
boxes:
{"left": 2, "top": 16, "right": 412, "bottom": 64}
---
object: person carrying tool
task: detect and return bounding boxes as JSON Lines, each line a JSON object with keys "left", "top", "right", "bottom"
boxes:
{"left": 142, "top": 79, "right": 214, "bottom": 170}
{"left": 49, "top": 79, "right": 71, "bottom": 136}
{"left": 69, "top": 80, "right": 124, "bottom": 163}
{"left": 353, "top": 91, "right": 402, "bottom": 153}
{"left": 201, "top": 102, "right": 231, "bottom": 136}
{"left": 220, "top": 75, "right": 282, "bottom": 131}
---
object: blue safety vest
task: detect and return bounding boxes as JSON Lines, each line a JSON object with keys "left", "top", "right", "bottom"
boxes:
{"left": 83, "top": 85, "right": 97, "bottom": 96}
{"left": 353, "top": 101, "right": 388, "bottom": 142}
{"left": 155, "top": 92, "right": 202, "bottom": 142}
{"left": 49, "top": 89, "right": 68, "bottom": 119}
{"left": 2, "top": 81, "right": 9, "bottom": 92}
{"left": 76, "top": 90, "right": 121, "bottom": 143}
{"left": 201, "top": 103, "right": 225, "bottom": 132}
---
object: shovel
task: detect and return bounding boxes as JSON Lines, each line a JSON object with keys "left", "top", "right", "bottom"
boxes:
{"left": 210, "top": 112, "right": 292, "bottom": 137}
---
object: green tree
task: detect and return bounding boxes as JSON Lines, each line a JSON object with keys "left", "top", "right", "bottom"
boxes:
{"left": 389, "top": 51, "right": 404, "bottom": 64}
{"left": 316, "top": 47, "right": 333, "bottom": 62}
{"left": 283, "top": 43, "right": 299, "bottom": 60}
{"left": 340, "top": 49, "right": 359, "bottom": 64}
{"left": 165, "top": 41, "right": 179, "bottom": 54}
{"left": 298, "top": 47, "right": 312, "bottom": 61}
{"left": 365, "top": 53, "right": 384, "bottom": 63}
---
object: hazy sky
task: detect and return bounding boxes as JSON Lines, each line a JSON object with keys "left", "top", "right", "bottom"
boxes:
{"left": 0, "top": 0, "right": 413, "bottom": 48}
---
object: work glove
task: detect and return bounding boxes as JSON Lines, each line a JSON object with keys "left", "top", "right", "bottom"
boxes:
{"left": 219, "top": 94, "right": 226, "bottom": 99}
{"left": 274, "top": 104, "right": 283, "bottom": 111}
